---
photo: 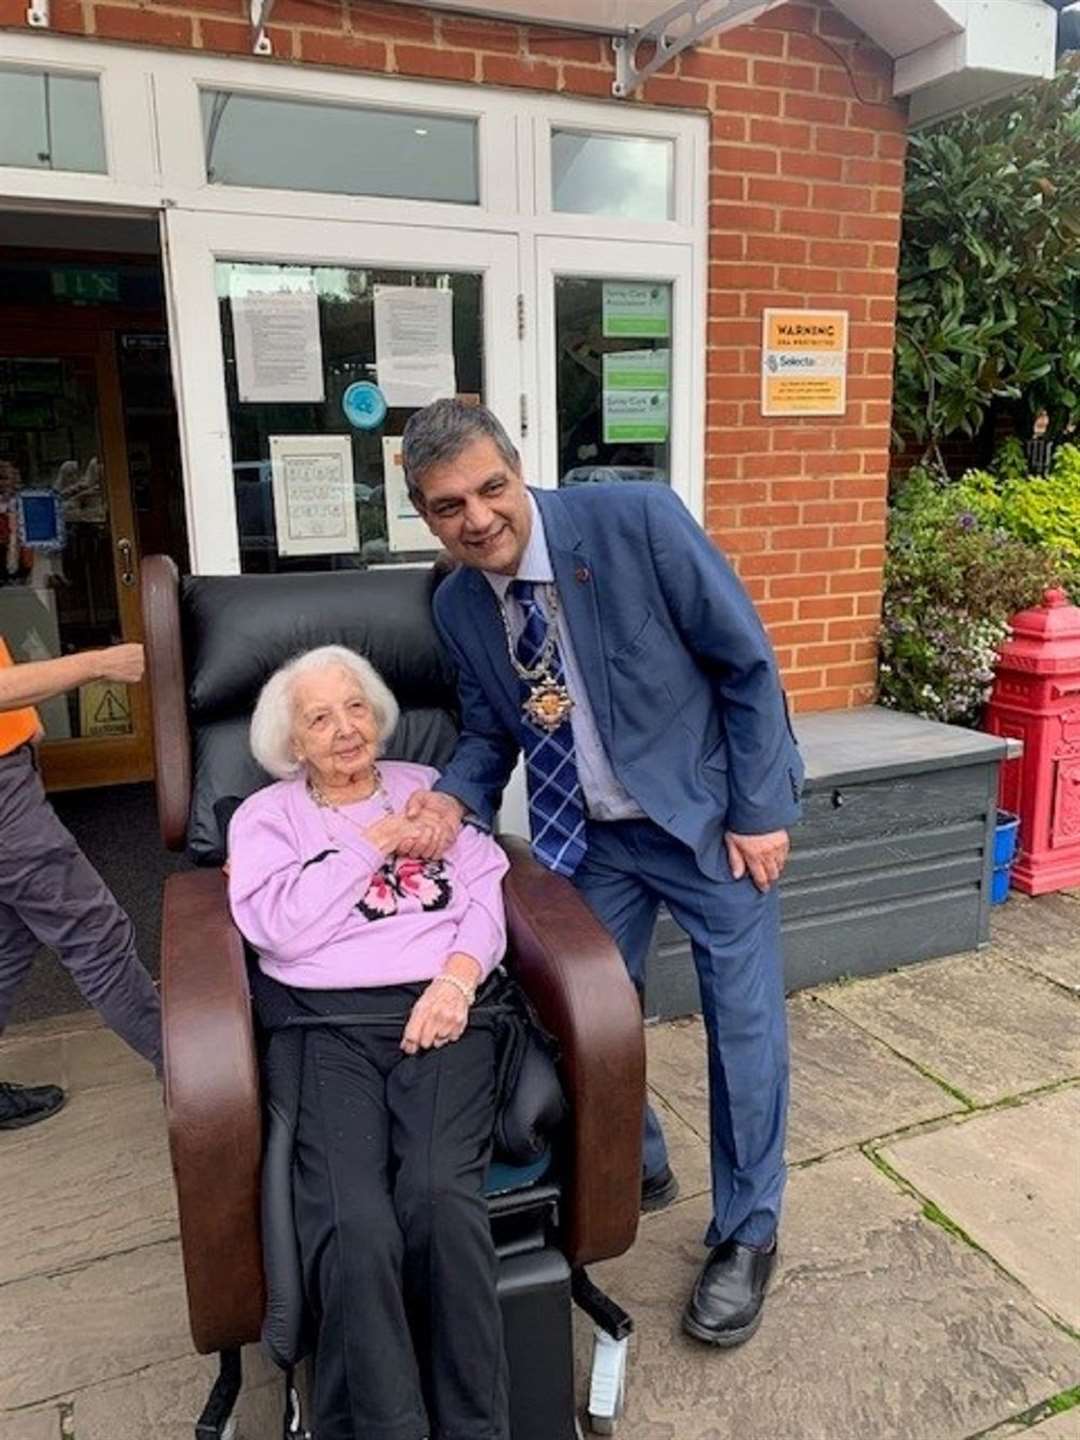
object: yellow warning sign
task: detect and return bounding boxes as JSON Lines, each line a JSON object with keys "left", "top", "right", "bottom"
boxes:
{"left": 761, "top": 308, "right": 849, "bottom": 417}
{"left": 78, "top": 681, "right": 133, "bottom": 738}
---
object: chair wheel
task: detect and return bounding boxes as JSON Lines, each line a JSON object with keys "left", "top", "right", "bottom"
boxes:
{"left": 587, "top": 1328, "right": 627, "bottom": 1435}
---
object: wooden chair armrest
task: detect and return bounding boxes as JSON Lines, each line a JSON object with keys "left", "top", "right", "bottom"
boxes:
{"left": 499, "top": 835, "right": 644, "bottom": 1268}
{"left": 162, "top": 868, "right": 264, "bottom": 1353}
{"left": 140, "top": 554, "right": 191, "bottom": 851}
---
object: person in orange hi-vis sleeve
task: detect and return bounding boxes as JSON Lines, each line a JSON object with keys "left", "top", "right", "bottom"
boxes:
{"left": 0, "top": 638, "right": 161, "bottom": 1130}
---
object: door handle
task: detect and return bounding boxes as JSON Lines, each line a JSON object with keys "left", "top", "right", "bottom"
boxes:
{"left": 117, "top": 537, "right": 136, "bottom": 589}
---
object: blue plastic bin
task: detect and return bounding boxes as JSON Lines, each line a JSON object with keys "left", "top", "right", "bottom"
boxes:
{"left": 991, "top": 811, "right": 1020, "bottom": 904}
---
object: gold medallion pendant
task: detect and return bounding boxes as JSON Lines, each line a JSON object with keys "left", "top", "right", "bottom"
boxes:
{"left": 523, "top": 680, "right": 574, "bottom": 732}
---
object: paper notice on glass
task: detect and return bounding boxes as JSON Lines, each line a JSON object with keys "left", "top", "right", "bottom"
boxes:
{"left": 382, "top": 437, "right": 440, "bottom": 554}
{"left": 602, "top": 348, "right": 670, "bottom": 392}
{"left": 602, "top": 389, "right": 669, "bottom": 444}
{"left": 374, "top": 286, "right": 456, "bottom": 408}
{"left": 269, "top": 434, "right": 359, "bottom": 557}
{"left": 232, "top": 276, "right": 324, "bottom": 404}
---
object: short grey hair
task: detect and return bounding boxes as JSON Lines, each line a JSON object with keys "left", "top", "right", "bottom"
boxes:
{"left": 401, "top": 399, "right": 521, "bottom": 504}
{"left": 249, "top": 645, "right": 400, "bottom": 781}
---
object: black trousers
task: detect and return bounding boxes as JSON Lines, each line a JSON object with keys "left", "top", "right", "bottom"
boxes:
{"left": 281, "top": 981, "right": 510, "bottom": 1440}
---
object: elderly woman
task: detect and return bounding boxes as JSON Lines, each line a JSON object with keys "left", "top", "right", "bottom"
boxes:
{"left": 227, "top": 644, "right": 510, "bottom": 1440}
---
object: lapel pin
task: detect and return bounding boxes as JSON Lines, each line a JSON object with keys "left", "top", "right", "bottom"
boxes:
{"left": 575, "top": 565, "right": 591, "bottom": 584}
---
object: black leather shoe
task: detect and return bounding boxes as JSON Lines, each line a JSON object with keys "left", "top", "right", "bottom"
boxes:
{"left": 682, "top": 1238, "right": 777, "bottom": 1347}
{"left": 0, "top": 1081, "right": 65, "bottom": 1131}
{"left": 640, "top": 1164, "right": 680, "bottom": 1213}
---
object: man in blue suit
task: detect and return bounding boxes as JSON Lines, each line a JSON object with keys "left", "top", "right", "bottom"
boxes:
{"left": 403, "top": 399, "right": 803, "bottom": 1347}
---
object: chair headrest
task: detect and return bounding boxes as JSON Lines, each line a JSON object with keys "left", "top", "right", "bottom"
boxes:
{"left": 181, "top": 568, "right": 459, "bottom": 864}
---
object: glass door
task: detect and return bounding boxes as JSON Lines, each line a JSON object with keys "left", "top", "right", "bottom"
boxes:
{"left": 535, "top": 236, "right": 701, "bottom": 509}
{"left": 164, "top": 212, "right": 522, "bottom": 574}
{"left": 0, "top": 328, "right": 152, "bottom": 788}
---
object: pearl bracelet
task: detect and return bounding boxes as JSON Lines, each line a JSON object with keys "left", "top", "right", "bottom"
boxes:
{"left": 433, "top": 972, "right": 476, "bottom": 1005}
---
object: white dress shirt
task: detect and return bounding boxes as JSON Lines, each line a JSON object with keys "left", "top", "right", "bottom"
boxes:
{"left": 483, "top": 494, "right": 644, "bottom": 823}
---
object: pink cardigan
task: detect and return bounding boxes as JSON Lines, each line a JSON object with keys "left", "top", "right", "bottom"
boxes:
{"left": 227, "top": 761, "right": 509, "bottom": 990}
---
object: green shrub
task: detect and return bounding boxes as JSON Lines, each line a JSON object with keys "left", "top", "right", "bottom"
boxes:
{"left": 881, "top": 466, "right": 1064, "bottom": 726}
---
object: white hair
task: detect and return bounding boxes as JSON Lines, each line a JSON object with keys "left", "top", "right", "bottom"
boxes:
{"left": 249, "top": 645, "right": 400, "bottom": 780}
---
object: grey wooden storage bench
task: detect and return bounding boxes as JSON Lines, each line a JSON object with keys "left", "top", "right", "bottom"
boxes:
{"left": 644, "top": 706, "right": 1016, "bottom": 1021}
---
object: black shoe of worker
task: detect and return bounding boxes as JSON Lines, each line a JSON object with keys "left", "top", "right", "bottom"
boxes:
{"left": 0, "top": 1080, "right": 66, "bottom": 1130}
{"left": 640, "top": 1164, "right": 680, "bottom": 1213}
{"left": 682, "top": 1238, "right": 777, "bottom": 1347}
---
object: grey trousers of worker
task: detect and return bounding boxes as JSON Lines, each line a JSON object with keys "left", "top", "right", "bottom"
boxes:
{"left": 0, "top": 745, "right": 162, "bottom": 1071}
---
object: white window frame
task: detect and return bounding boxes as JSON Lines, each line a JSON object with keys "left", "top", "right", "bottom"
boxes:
{"left": 0, "top": 33, "right": 707, "bottom": 566}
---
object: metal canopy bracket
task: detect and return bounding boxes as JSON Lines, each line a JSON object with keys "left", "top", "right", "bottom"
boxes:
{"left": 250, "top": 0, "right": 276, "bottom": 54}
{"left": 26, "top": 0, "right": 49, "bottom": 27}
{"left": 611, "top": 0, "right": 783, "bottom": 97}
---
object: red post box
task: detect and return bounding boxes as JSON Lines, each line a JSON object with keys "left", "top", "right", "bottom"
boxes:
{"left": 984, "top": 588, "right": 1080, "bottom": 895}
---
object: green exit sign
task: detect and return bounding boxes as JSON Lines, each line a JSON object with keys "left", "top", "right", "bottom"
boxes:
{"left": 50, "top": 267, "right": 121, "bottom": 304}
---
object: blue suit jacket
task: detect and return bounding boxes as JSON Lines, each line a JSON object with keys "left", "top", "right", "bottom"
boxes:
{"left": 432, "top": 483, "right": 804, "bottom": 882}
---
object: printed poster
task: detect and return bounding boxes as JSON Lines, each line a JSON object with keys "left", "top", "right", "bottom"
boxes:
{"left": 269, "top": 434, "right": 359, "bottom": 557}
{"left": 374, "top": 286, "right": 456, "bottom": 408}
{"left": 231, "top": 272, "right": 325, "bottom": 404}
{"left": 382, "top": 437, "right": 440, "bottom": 554}
{"left": 602, "top": 283, "right": 670, "bottom": 338}
{"left": 602, "top": 348, "right": 670, "bottom": 444}
{"left": 761, "top": 309, "right": 848, "bottom": 417}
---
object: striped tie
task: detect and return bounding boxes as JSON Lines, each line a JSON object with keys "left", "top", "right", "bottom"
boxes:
{"left": 509, "top": 579, "right": 588, "bottom": 877}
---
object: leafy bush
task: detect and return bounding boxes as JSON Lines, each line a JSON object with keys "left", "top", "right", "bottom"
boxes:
{"left": 953, "top": 442, "right": 1080, "bottom": 578}
{"left": 880, "top": 466, "right": 1064, "bottom": 726}
{"left": 895, "top": 62, "right": 1080, "bottom": 449}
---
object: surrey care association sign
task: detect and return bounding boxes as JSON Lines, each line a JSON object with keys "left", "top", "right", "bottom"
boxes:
{"left": 761, "top": 309, "right": 849, "bottom": 417}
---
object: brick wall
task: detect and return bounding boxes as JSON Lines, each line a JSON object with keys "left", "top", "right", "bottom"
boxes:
{"left": 0, "top": 0, "right": 908, "bottom": 711}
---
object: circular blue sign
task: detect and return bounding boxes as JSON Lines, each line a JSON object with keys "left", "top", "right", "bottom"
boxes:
{"left": 342, "top": 381, "right": 387, "bottom": 430}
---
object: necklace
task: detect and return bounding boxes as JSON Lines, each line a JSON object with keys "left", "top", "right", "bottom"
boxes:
{"left": 308, "top": 767, "right": 395, "bottom": 835}
{"left": 497, "top": 583, "right": 575, "bottom": 734}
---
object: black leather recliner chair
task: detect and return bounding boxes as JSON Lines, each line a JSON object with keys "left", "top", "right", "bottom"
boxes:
{"left": 139, "top": 556, "right": 646, "bottom": 1438}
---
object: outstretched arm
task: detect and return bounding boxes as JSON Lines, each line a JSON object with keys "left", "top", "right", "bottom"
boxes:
{"left": 0, "top": 643, "right": 144, "bottom": 711}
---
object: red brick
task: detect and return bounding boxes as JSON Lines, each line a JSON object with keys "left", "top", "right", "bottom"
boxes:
{"left": 829, "top": 570, "right": 881, "bottom": 594}
{"left": 878, "top": 133, "right": 908, "bottom": 161}
{"left": 771, "top": 573, "right": 829, "bottom": 598}
{"left": 785, "top": 668, "right": 829, "bottom": 692}
{"left": 708, "top": 347, "right": 749, "bottom": 376}
{"left": 706, "top": 375, "right": 758, "bottom": 402}
{"left": 780, "top": 151, "right": 843, "bottom": 182}
{"left": 834, "top": 478, "right": 886, "bottom": 499}
{"left": 828, "top": 617, "right": 879, "bottom": 640}
{"left": 709, "top": 84, "right": 781, "bottom": 117}
{"left": 826, "top": 661, "right": 876, "bottom": 686}
{"left": 856, "top": 592, "right": 884, "bottom": 615}
{"left": 712, "top": 144, "right": 779, "bottom": 176}
{"left": 801, "top": 501, "right": 861, "bottom": 525}
{"left": 817, "top": 126, "right": 876, "bottom": 158}
{"left": 397, "top": 44, "right": 476, "bottom": 81}
{"left": 94, "top": 5, "right": 192, "bottom": 45}
{"left": 440, "top": 15, "right": 519, "bottom": 51}
{"left": 481, "top": 54, "right": 558, "bottom": 90}
{"left": 801, "top": 596, "right": 856, "bottom": 620}
{"left": 749, "top": 178, "right": 810, "bottom": 207}
{"left": 798, "top": 642, "right": 854, "bottom": 666}
{"left": 812, "top": 183, "right": 873, "bottom": 213}
{"left": 771, "top": 621, "right": 827, "bottom": 645}
{"left": 706, "top": 481, "right": 768, "bottom": 504}
{"left": 753, "top": 59, "right": 817, "bottom": 92}
{"left": 709, "top": 292, "right": 744, "bottom": 318}
{"left": 871, "top": 242, "right": 901, "bottom": 269}
{"left": 839, "top": 269, "right": 898, "bottom": 296}
{"left": 714, "top": 25, "right": 785, "bottom": 57}
{"left": 777, "top": 266, "right": 839, "bottom": 291}
{"left": 560, "top": 65, "right": 614, "bottom": 98}
{"left": 818, "top": 10, "right": 864, "bottom": 42}
{"left": 759, "top": 2, "right": 817, "bottom": 32}
{"left": 681, "top": 48, "right": 748, "bottom": 82}
{"left": 710, "top": 236, "right": 746, "bottom": 266}
{"left": 795, "top": 685, "right": 868, "bottom": 710}
{"left": 711, "top": 114, "right": 748, "bottom": 142}
{"left": 710, "top": 174, "right": 746, "bottom": 201}
{"left": 742, "top": 503, "right": 800, "bottom": 526}
{"left": 848, "top": 377, "right": 897, "bottom": 402}
{"left": 850, "top": 322, "right": 896, "bottom": 349}
{"left": 640, "top": 74, "right": 710, "bottom": 107}
{"left": 809, "top": 239, "right": 870, "bottom": 267}
{"left": 743, "top": 455, "right": 806, "bottom": 482}
{"left": 528, "top": 29, "right": 604, "bottom": 62}
{"left": 268, "top": 0, "right": 340, "bottom": 25}
{"left": 750, "top": 118, "right": 812, "bottom": 150}
{"left": 711, "top": 203, "right": 778, "bottom": 233}
{"left": 749, "top": 236, "right": 808, "bottom": 264}
{"left": 174, "top": 0, "right": 245, "bottom": 15}
{"left": 200, "top": 16, "right": 289, "bottom": 52}
{"left": 798, "top": 548, "right": 859, "bottom": 573}
{"left": 845, "top": 157, "right": 905, "bottom": 187}
{"left": 784, "top": 92, "right": 846, "bottom": 124}
{"left": 779, "top": 208, "right": 841, "bottom": 238}
{"left": 786, "top": 31, "right": 841, "bottom": 64}
{"left": 348, "top": 3, "right": 433, "bottom": 41}
{"left": 850, "top": 101, "right": 907, "bottom": 135}
{"left": 299, "top": 30, "right": 387, "bottom": 66}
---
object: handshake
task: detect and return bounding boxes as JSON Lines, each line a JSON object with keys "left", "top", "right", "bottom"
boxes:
{"left": 362, "top": 788, "right": 467, "bottom": 860}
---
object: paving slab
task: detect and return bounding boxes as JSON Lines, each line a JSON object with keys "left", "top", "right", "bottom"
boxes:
{"left": 994, "top": 893, "right": 1080, "bottom": 994}
{"left": 0, "top": 1407, "right": 59, "bottom": 1440}
{"left": 645, "top": 1017, "right": 709, "bottom": 1140}
{"left": 647, "top": 1091, "right": 711, "bottom": 1208}
{"left": 0, "top": 1239, "right": 192, "bottom": 1411}
{"left": 572, "top": 1153, "right": 1077, "bottom": 1440}
{"left": 786, "top": 993, "right": 961, "bottom": 1161}
{"left": 880, "top": 1086, "right": 1080, "bottom": 1330}
{"left": 0, "top": 1081, "right": 176, "bottom": 1286}
{"left": 994, "top": 1409, "right": 1080, "bottom": 1438}
{"left": 66, "top": 1345, "right": 282, "bottom": 1440}
{"left": 819, "top": 953, "right": 1080, "bottom": 1105}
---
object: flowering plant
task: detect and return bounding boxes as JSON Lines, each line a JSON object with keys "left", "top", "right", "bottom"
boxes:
{"left": 880, "top": 466, "right": 1063, "bottom": 726}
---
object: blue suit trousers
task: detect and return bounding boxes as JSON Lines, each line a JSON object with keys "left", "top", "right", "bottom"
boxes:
{"left": 572, "top": 818, "right": 788, "bottom": 1249}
